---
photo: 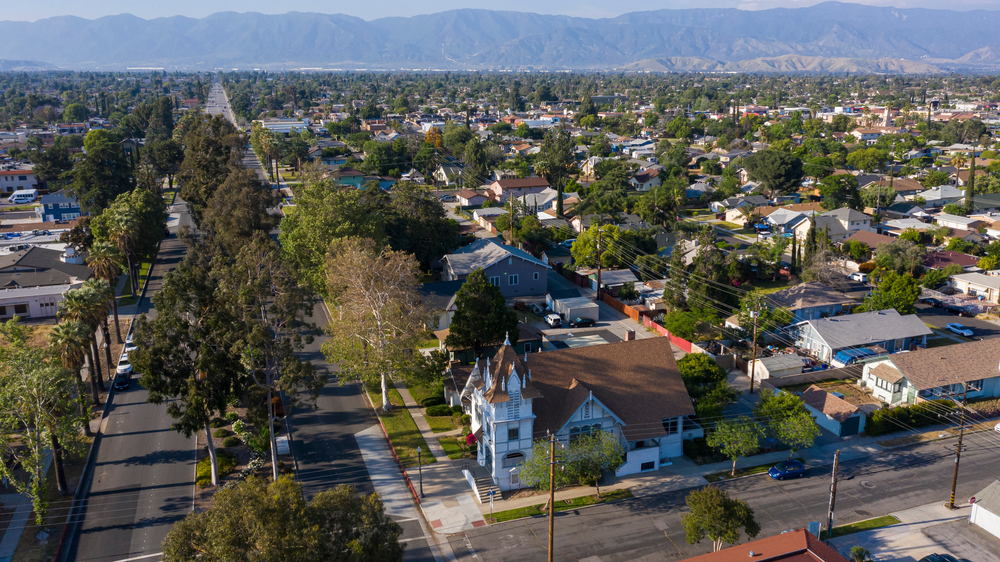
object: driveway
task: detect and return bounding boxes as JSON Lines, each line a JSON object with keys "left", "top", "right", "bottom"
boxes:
{"left": 916, "top": 302, "right": 1000, "bottom": 340}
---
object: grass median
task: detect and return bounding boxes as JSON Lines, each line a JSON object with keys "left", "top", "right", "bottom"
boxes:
{"left": 367, "top": 386, "right": 436, "bottom": 469}
{"left": 490, "top": 489, "right": 633, "bottom": 523}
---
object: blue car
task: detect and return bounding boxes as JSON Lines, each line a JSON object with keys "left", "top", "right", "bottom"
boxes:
{"left": 768, "top": 460, "right": 806, "bottom": 480}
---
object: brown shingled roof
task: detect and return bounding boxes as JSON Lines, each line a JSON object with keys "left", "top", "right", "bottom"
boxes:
{"left": 871, "top": 363, "right": 905, "bottom": 384}
{"left": 843, "top": 230, "right": 896, "bottom": 250}
{"left": 886, "top": 338, "right": 1000, "bottom": 390}
{"left": 801, "top": 385, "right": 859, "bottom": 423}
{"left": 685, "top": 528, "right": 848, "bottom": 562}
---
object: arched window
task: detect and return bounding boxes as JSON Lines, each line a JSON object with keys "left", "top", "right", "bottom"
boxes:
{"left": 503, "top": 452, "right": 525, "bottom": 468}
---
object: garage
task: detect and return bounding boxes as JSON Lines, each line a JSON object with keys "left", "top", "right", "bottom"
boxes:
{"left": 971, "top": 480, "right": 1000, "bottom": 540}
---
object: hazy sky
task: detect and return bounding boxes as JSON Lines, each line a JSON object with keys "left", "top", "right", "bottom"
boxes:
{"left": 5, "top": 0, "right": 1000, "bottom": 21}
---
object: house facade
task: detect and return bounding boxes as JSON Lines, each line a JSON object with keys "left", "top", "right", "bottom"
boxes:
{"left": 950, "top": 272, "right": 1000, "bottom": 303}
{"left": 0, "top": 169, "right": 39, "bottom": 194}
{"left": 451, "top": 337, "right": 700, "bottom": 493}
{"left": 35, "top": 191, "right": 86, "bottom": 222}
{"left": 441, "top": 239, "right": 549, "bottom": 298}
{"left": 861, "top": 338, "right": 1000, "bottom": 406}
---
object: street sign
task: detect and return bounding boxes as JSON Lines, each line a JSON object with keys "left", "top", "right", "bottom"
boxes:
{"left": 971, "top": 496, "right": 977, "bottom": 504}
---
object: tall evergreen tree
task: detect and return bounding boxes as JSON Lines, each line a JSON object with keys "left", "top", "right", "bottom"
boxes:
{"left": 445, "top": 268, "right": 519, "bottom": 358}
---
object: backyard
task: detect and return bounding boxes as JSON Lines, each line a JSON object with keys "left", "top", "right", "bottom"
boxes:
{"left": 779, "top": 378, "right": 882, "bottom": 407}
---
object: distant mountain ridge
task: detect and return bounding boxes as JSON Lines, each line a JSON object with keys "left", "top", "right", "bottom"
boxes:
{"left": 0, "top": 59, "right": 56, "bottom": 71}
{"left": 2, "top": 3, "right": 1000, "bottom": 72}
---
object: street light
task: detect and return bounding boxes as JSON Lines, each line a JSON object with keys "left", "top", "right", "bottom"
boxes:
{"left": 416, "top": 446, "right": 424, "bottom": 498}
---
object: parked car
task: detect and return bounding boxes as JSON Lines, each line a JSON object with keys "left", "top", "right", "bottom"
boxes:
{"left": 944, "top": 304, "right": 969, "bottom": 317}
{"left": 113, "top": 372, "right": 131, "bottom": 391}
{"left": 946, "top": 323, "right": 974, "bottom": 337}
{"left": 569, "top": 317, "right": 596, "bottom": 328}
{"left": 921, "top": 297, "right": 944, "bottom": 307}
{"left": 917, "top": 554, "right": 972, "bottom": 562}
{"left": 439, "top": 194, "right": 456, "bottom": 202}
{"left": 544, "top": 314, "right": 562, "bottom": 328}
{"left": 994, "top": 422, "right": 1000, "bottom": 433}
{"left": 767, "top": 460, "right": 806, "bottom": 480}
{"left": 125, "top": 341, "right": 138, "bottom": 353}
{"left": 848, "top": 272, "right": 868, "bottom": 282}
{"left": 116, "top": 357, "right": 133, "bottom": 375}
{"left": 560, "top": 239, "right": 576, "bottom": 248}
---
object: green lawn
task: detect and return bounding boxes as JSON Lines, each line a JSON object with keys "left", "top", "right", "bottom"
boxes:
{"left": 820, "top": 515, "right": 900, "bottom": 539}
{"left": 162, "top": 190, "right": 177, "bottom": 205}
{"left": 426, "top": 414, "right": 459, "bottom": 433}
{"left": 704, "top": 457, "right": 803, "bottom": 483}
{"left": 0, "top": 204, "right": 39, "bottom": 212}
{"left": 490, "top": 489, "right": 633, "bottom": 523}
{"left": 406, "top": 381, "right": 441, "bottom": 405}
{"left": 438, "top": 436, "right": 465, "bottom": 460}
{"left": 512, "top": 308, "right": 543, "bottom": 324}
{"left": 715, "top": 221, "right": 744, "bottom": 230}
{"left": 748, "top": 279, "right": 795, "bottom": 294}
{"left": 368, "top": 386, "right": 436, "bottom": 468}
{"left": 281, "top": 205, "right": 298, "bottom": 216}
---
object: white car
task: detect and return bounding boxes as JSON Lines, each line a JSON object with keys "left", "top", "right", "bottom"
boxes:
{"left": 116, "top": 356, "right": 133, "bottom": 375}
{"left": 544, "top": 314, "right": 562, "bottom": 328}
{"left": 849, "top": 272, "right": 868, "bottom": 282}
{"left": 946, "top": 323, "right": 974, "bottom": 337}
{"left": 124, "top": 342, "right": 138, "bottom": 353}
{"left": 995, "top": 422, "right": 1000, "bottom": 433}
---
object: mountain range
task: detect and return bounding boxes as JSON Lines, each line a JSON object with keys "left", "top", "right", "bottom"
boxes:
{"left": 3, "top": 3, "right": 1000, "bottom": 73}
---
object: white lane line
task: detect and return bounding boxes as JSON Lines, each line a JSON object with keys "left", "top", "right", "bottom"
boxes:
{"left": 110, "top": 552, "right": 162, "bottom": 561}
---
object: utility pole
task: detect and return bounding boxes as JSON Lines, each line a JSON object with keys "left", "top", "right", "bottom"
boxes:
{"left": 948, "top": 383, "right": 969, "bottom": 510}
{"left": 595, "top": 226, "right": 603, "bottom": 304}
{"left": 509, "top": 193, "right": 515, "bottom": 244}
{"left": 825, "top": 449, "right": 840, "bottom": 541}
{"left": 548, "top": 434, "right": 556, "bottom": 562}
{"left": 748, "top": 308, "right": 759, "bottom": 394}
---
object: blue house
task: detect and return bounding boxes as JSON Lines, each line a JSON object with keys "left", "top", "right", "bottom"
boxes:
{"left": 36, "top": 191, "right": 86, "bottom": 222}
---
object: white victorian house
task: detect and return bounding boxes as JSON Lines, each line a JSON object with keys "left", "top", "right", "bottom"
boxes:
{"left": 446, "top": 336, "right": 701, "bottom": 498}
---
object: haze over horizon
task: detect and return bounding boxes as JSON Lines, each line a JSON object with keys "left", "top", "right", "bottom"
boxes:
{"left": 5, "top": 0, "right": 1000, "bottom": 22}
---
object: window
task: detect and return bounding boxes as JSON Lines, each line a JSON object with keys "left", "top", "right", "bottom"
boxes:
{"left": 524, "top": 343, "right": 531, "bottom": 353}
{"left": 968, "top": 379, "right": 984, "bottom": 391}
{"left": 508, "top": 274, "right": 519, "bottom": 286}
{"left": 59, "top": 203, "right": 69, "bottom": 208}
{"left": 0, "top": 306, "right": 6, "bottom": 316}
{"left": 13, "top": 304, "right": 28, "bottom": 314}
{"left": 489, "top": 276, "right": 500, "bottom": 287}
{"left": 640, "top": 461, "right": 656, "bottom": 471}
{"left": 508, "top": 427, "right": 519, "bottom": 441}
{"left": 18, "top": 176, "right": 26, "bottom": 181}
{"left": 510, "top": 472, "right": 519, "bottom": 486}
{"left": 663, "top": 418, "right": 678, "bottom": 435}
{"left": 533, "top": 272, "right": 539, "bottom": 281}
{"left": 503, "top": 453, "right": 524, "bottom": 468}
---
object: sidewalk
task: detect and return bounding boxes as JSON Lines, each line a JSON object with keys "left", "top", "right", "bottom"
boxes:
{"left": 0, "top": 452, "right": 51, "bottom": 562}
{"left": 829, "top": 502, "right": 971, "bottom": 562}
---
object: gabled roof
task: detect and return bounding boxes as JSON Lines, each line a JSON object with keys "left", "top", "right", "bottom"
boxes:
{"left": 844, "top": 230, "right": 896, "bottom": 250}
{"left": 684, "top": 528, "right": 848, "bottom": 562}
{"left": 973, "top": 480, "right": 1000, "bottom": 516}
{"left": 924, "top": 251, "right": 979, "bottom": 269}
{"left": 820, "top": 207, "right": 870, "bottom": 223}
{"left": 492, "top": 177, "right": 550, "bottom": 190}
{"left": 0, "top": 247, "right": 92, "bottom": 287}
{"left": 768, "top": 282, "right": 854, "bottom": 312}
{"left": 883, "top": 338, "right": 1000, "bottom": 390}
{"left": 443, "top": 239, "right": 549, "bottom": 277}
{"left": 801, "top": 385, "right": 859, "bottom": 422}
{"left": 795, "top": 309, "right": 932, "bottom": 350}
{"left": 482, "top": 342, "right": 544, "bottom": 404}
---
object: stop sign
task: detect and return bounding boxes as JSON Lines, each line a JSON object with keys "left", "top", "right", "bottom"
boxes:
{"left": 971, "top": 496, "right": 977, "bottom": 505}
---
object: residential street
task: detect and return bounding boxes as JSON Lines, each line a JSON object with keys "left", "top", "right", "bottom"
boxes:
{"left": 63, "top": 198, "right": 196, "bottom": 562}
{"left": 448, "top": 430, "right": 1000, "bottom": 561}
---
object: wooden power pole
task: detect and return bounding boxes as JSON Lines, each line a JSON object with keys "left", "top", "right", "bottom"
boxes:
{"left": 825, "top": 449, "right": 840, "bottom": 541}
{"left": 548, "top": 434, "right": 556, "bottom": 562}
{"left": 948, "top": 383, "right": 969, "bottom": 509}
{"left": 748, "top": 309, "right": 759, "bottom": 394}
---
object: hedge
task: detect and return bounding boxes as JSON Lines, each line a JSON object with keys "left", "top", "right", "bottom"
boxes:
{"left": 969, "top": 398, "right": 1000, "bottom": 419}
{"left": 222, "top": 436, "right": 242, "bottom": 447}
{"left": 420, "top": 396, "right": 445, "bottom": 407}
{"left": 426, "top": 404, "right": 453, "bottom": 417}
{"left": 865, "top": 399, "right": 955, "bottom": 436}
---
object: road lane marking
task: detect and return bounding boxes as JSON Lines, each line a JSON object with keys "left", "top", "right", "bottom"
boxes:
{"left": 109, "top": 552, "right": 162, "bottom": 561}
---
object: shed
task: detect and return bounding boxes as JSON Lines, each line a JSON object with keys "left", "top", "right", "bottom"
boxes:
{"left": 547, "top": 295, "right": 599, "bottom": 323}
{"left": 749, "top": 355, "right": 803, "bottom": 381}
{"left": 971, "top": 480, "right": 1000, "bottom": 540}
{"left": 800, "top": 385, "right": 866, "bottom": 437}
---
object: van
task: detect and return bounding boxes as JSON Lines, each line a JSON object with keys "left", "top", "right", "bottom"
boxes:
{"left": 6, "top": 189, "right": 38, "bottom": 204}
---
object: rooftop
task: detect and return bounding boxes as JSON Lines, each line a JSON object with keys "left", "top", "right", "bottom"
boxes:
{"left": 768, "top": 282, "right": 854, "bottom": 312}
{"left": 801, "top": 385, "right": 860, "bottom": 422}
{"left": 883, "top": 338, "right": 1000, "bottom": 390}
{"left": 797, "top": 309, "right": 932, "bottom": 350}
{"left": 684, "top": 529, "right": 847, "bottom": 562}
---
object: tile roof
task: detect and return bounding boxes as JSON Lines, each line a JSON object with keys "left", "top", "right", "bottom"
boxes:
{"left": 801, "top": 385, "right": 859, "bottom": 422}
{"left": 844, "top": 230, "right": 897, "bottom": 250}
{"left": 886, "top": 337, "right": 1000, "bottom": 390}
{"left": 768, "top": 282, "right": 855, "bottom": 312}
{"left": 684, "top": 529, "right": 848, "bottom": 562}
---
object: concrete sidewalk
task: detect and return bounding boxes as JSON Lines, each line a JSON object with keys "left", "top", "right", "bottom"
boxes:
{"left": 829, "top": 502, "right": 970, "bottom": 562}
{"left": 0, "top": 452, "right": 52, "bottom": 562}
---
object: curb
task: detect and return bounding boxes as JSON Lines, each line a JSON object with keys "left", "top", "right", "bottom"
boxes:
{"left": 362, "top": 388, "right": 423, "bottom": 506}
{"left": 54, "top": 242, "right": 159, "bottom": 562}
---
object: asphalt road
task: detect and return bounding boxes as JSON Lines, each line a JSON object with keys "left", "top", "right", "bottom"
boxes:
{"left": 449, "top": 431, "right": 1000, "bottom": 561}
{"left": 64, "top": 200, "right": 196, "bottom": 562}
{"left": 915, "top": 301, "right": 1000, "bottom": 339}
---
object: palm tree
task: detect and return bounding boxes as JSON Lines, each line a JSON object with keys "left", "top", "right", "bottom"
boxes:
{"left": 950, "top": 154, "right": 968, "bottom": 169}
{"left": 87, "top": 241, "right": 124, "bottom": 343}
{"left": 49, "top": 321, "right": 94, "bottom": 437}
{"left": 849, "top": 546, "right": 871, "bottom": 562}
{"left": 83, "top": 279, "right": 114, "bottom": 385}
{"left": 58, "top": 289, "right": 104, "bottom": 404}
{"left": 108, "top": 209, "right": 141, "bottom": 295}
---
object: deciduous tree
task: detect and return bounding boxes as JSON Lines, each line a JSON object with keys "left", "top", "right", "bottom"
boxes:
{"left": 706, "top": 416, "right": 763, "bottom": 476}
{"left": 682, "top": 486, "right": 761, "bottom": 552}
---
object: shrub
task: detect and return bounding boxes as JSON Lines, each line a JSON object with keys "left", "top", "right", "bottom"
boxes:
{"left": 461, "top": 414, "right": 471, "bottom": 427}
{"left": 969, "top": 398, "right": 1000, "bottom": 419}
{"left": 452, "top": 405, "right": 463, "bottom": 414}
{"left": 209, "top": 417, "right": 228, "bottom": 428}
{"left": 858, "top": 262, "right": 876, "bottom": 274}
{"left": 222, "top": 436, "right": 242, "bottom": 447}
{"left": 212, "top": 428, "right": 231, "bottom": 438}
{"left": 426, "top": 404, "right": 453, "bottom": 417}
{"left": 225, "top": 411, "right": 240, "bottom": 423}
{"left": 420, "top": 396, "right": 445, "bottom": 407}
{"left": 865, "top": 399, "right": 955, "bottom": 436}
{"left": 195, "top": 450, "right": 237, "bottom": 486}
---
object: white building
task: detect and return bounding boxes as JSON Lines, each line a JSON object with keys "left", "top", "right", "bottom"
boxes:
{"left": 0, "top": 246, "right": 91, "bottom": 320}
{"left": 971, "top": 480, "right": 1000, "bottom": 541}
{"left": 451, "top": 337, "right": 701, "bottom": 496}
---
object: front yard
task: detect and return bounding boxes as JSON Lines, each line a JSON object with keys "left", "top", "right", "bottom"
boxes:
{"left": 367, "top": 386, "right": 436, "bottom": 468}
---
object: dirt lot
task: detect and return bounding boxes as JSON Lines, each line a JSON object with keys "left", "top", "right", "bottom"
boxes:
{"left": 780, "top": 377, "right": 883, "bottom": 407}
